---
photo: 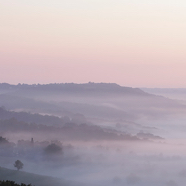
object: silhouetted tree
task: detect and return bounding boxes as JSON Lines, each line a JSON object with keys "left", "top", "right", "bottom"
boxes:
{"left": 14, "top": 160, "right": 23, "bottom": 171}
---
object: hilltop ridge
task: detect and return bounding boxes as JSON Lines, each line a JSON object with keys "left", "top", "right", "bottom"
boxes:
{"left": 0, "top": 82, "right": 149, "bottom": 96}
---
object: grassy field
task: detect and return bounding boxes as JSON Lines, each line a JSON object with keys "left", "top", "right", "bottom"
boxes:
{"left": 0, "top": 166, "right": 78, "bottom": 186}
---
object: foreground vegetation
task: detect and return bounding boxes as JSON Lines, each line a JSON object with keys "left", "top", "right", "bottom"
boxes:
{"left": 0, "top": 180, "right": 32, "bottom": 186}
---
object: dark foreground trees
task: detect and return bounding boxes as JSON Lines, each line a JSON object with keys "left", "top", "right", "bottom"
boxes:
{"left": 14, "top": 160, "right": 24, "bottom": 171}
{"left": 0, "top": 180, "right": 32, "bottom": 186}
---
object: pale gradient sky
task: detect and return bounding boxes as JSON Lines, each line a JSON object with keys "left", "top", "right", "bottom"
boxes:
{"left": 1, "top": 0, "right": 186, "bottom": 87}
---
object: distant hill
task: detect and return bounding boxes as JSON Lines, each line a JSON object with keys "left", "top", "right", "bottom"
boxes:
{"left": 0, "top": 107, "right": 63, "bottom": 127}
{"left": 142, "top": 88, "right": 186, "bottom": 101}
{"left": 0, "top": 82, "right": 149, "bottom": 96}
{"left": 0, "top": 167, "right": 79, "bottom": 186}
{"left": 0, "top": 83, "right": 186, "bottom": 120}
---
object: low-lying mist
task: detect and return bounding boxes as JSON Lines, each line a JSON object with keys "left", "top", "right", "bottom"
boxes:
{"left": 1, "top": 136, "right": 186, "bottom": 186}
{"left": 0, "top": 83, "right": 186, "bottom": 186}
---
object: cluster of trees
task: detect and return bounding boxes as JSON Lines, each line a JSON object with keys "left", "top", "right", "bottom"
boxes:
{"left": 44, "top": 143, "right": 62, "bottom": 154}
{"left": 0, "top": 180, "right": 32, "bottom": 186}
{"left": 0, "top": 137, "right": 9, "bottom": 144}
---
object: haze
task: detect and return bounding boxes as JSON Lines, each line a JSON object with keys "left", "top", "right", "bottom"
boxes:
{"left": 1, "top": 1, "right": 186, "bottom": 186}
{"left": 0, "top": 83, "right": 186, "bottom": 186}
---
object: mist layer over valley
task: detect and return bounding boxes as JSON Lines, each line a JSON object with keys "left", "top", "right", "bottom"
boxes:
{"left": 0, "top": 83, "right": 186, "bottom": 186}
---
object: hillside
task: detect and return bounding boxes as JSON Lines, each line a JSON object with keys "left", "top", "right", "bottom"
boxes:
{"left": 0, "top": 107, "right": 64, "bottom": 127}
{"left": 0, "top": 167, "right": 79, "bottom": 186}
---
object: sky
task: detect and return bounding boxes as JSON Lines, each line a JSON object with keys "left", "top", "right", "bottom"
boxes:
{"left": 1, "top": 0, "right": 186, "bottom": 88}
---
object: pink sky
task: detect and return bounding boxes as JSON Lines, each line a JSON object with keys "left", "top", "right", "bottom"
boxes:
{"left": 1, "top": 0, "right": 186, "bottom": 87}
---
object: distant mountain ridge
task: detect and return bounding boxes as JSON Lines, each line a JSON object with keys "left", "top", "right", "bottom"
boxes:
{"left": 0, "top": 82, "right": 149, "bottom": 96}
